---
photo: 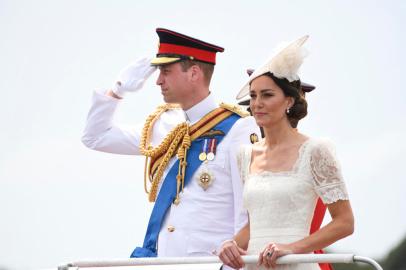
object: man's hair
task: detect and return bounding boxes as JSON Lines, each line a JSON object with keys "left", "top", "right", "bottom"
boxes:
{"left": 179, "top": 60, "right": 214, "bottom": 85}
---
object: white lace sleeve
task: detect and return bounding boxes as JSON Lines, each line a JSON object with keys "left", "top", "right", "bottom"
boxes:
{"left": 310, "top": 139, "right": 349, "bottom": 204}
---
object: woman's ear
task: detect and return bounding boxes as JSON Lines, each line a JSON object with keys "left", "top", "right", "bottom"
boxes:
{"left": 287, "top": 96, "right": 295, "bottom": 109}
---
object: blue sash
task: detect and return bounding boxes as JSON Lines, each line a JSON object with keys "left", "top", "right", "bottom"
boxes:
{"left": 131, "top": 113, "right": 240, "bottom": 257}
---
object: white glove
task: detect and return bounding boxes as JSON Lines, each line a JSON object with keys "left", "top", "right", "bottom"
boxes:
{"left": 112, "top": 57, "right": 157, "bottom": 98}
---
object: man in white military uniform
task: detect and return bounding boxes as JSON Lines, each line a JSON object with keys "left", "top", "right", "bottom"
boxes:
{"left": 82, "top": 28, "right": 260, "bottom": 258}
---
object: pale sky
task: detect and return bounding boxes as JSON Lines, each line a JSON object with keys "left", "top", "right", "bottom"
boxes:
{"left": 1, "top": 1, "right": 405, "bottom": 269}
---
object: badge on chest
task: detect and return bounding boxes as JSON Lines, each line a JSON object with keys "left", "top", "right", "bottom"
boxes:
{"left": 196, "top": 137, "right": 218, "bottom": 190}
{"left": 196, "top": 165, "right": 215, "bottom": 191}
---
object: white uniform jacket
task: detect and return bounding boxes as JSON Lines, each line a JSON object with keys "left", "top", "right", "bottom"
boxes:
{"left": 82, "top": 91, "right": 260, "bottom": 257}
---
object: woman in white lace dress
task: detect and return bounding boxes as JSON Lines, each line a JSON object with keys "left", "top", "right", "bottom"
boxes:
{"left": 218, "top": 36, "right": 354, "bottom": 270}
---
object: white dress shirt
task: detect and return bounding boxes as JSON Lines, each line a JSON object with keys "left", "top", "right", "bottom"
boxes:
{"left": 82, "top": 91, "right": 260, "bottom": 257}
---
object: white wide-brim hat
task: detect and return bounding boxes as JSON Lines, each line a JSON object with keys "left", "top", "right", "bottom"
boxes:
{"left": 236, "top": 35, "right": 309, "bottom": 100}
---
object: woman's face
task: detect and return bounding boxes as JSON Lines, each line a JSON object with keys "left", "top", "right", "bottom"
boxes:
{"left": 249, "top": 75, "right": 293, "bottom": 127}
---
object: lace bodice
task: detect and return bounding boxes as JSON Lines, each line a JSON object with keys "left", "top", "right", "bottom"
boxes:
{"left": 237, "top": 138, "right": 349, "bottom": 270}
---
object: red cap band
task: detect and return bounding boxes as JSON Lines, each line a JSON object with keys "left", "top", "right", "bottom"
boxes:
{"left": 158, "top": 43, "right": 217, "bottom": 64}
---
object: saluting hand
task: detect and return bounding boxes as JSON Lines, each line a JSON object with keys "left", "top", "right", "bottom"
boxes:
{"left": 112, "top": 57, "right": 157, "bottom": 98}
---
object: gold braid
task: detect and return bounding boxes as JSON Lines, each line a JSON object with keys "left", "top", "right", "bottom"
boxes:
{"left": 140, "top": 103, "right": 191, "bottom": 203}
{"left": 174, "top": 125, "right": 191, "bottom": 205}
{"left": 140, "top": 104, "right": 181, "bottom": 157}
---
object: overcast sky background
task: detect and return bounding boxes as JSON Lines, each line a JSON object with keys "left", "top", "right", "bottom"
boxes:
{"left": 1, "top": 1, "right": 405, "bottom": 269}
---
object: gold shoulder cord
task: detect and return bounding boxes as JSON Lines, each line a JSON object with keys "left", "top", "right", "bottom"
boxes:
{"left": 139, "top": 103, "right": 190, "bottom": 203}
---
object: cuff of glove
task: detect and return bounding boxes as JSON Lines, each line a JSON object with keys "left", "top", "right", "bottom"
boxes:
{"left": 112, "top": 81, "right": 125, "bottom": 98}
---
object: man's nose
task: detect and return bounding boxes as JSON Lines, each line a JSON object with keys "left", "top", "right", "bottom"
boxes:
{"left": 156, "top": 72, "right": 163, "bottom": 85}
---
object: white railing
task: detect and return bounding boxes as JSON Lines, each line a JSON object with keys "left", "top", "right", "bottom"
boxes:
{"left": 58, "top": 254, "right": 383, "bottom": 270}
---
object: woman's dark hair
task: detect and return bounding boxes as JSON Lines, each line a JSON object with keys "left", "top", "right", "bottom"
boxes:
{"left": 265, "top": 72, "right": 308, "bottom": 128}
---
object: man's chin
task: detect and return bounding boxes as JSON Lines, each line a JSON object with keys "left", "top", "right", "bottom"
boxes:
{"left": 162, "top": 95, "right": 176, "bottom": 104}
{"left": 162, "top": 95, "right": 170, "bottom": 103}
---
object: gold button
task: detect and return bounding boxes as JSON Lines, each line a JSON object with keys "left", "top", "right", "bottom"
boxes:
{"left": 167, "top": 225, "right": 175, "bottom": 232}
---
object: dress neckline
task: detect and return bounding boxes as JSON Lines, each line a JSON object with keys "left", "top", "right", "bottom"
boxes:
{"left": 248, "top": 138, "right": 311, "bottom": 176}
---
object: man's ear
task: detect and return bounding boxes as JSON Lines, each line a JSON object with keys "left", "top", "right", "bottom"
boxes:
{"left": 189, "top": 65, "right": 201, "bottom": 83}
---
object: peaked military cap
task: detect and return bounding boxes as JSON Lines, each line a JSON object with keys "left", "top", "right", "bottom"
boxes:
{"left": 151, "top": 28, "right": 224, "bottom": 66}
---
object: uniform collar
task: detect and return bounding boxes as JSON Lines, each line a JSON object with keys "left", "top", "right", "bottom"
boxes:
{"left": 184, "top": 93, "right": 218, "bottom": 124}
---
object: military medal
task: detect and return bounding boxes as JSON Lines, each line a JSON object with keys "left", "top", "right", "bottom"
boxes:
{"left": 198, "top": 152, "right": 207, "bottom": 161}
{"left": 197, "top": 137, "right": 218, "bottom": 190}
{"left": 206, "top": 138, "right": 217, "bottom": 161}
{"left": 199, "top": 139, "right": 209, "bottom": 161}
{"left": 206, "top": 152, "right": 215, "bottom": 161}
{"left": 196, "top": 167, "right": 214, "bottom": 191}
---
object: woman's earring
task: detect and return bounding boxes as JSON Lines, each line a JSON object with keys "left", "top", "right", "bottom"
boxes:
{"left": 286, "top": 107, "right": 290, "bottom": 114}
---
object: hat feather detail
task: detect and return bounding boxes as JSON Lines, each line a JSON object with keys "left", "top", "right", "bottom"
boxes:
{"left": 269, "top": 35, "right": 309, "bottom": 82}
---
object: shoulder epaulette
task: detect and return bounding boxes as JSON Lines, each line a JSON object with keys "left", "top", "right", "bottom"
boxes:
{"left": 220, "top": 102, "right": 250, "bottom": 118}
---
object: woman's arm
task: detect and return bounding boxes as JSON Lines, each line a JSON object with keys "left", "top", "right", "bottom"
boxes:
{"left": 234, "top": 220, "right": 250, "bottom": 250}
{"left": 218, "top": 221, "right": 250, "bottom": 269}
{"left": 292, "top": 200, "right": 354, "bottom": 253}
{"left": 259, "top": 200, "right": 354, "bottom": 268}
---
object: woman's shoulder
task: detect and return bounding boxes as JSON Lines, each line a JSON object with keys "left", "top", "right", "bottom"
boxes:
{"left": 305, "top": 137, "right": 338, "bottom": 158}
{"left": 306, "top": 136, "right": 336, "bottom": 148}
